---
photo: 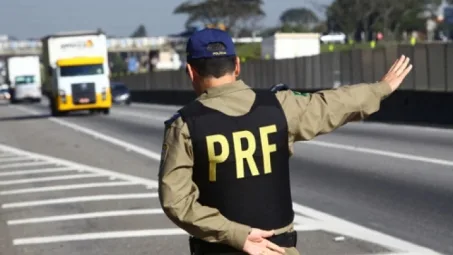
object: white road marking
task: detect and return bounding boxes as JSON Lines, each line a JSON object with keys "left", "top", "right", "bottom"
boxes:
{"left": 0, "top": 167, "right": 75, "bottom": 177}
{"left": 0, "top": 161, "right": 55, "bottom": 169}
{"left": 293, "top": 225, "right": 321, "bottom": 231}
{"left": 0, "top": 156, "right": 31, "bottom": 163}
{"left": 112, "top": 110, "right": 167, "bottom": 122}
{"left": 0, "top": 154, "right": 16, "bottom": 159}
{"left": 126, "top": 103, "right": 181, "bottom": 111}
{"left": 0, "top": 173, "right": 102, "bottom": 186}
{"left": 13, "top": 229, "right": 187, "bottom": 245}
{"left": 291, "top": 203, "right": 440, "bottom": 254}
{"left": 293, "top": 215, "right": 318, "bottom": 225}
{"left": 0, "top": 181, "right": 138, "bottom": 195}
{"left": 8, "top": 105, "right": 445, "bottom": 254}
{"left": 305, "top": 140, "right": 453, "bottom": 167}
{"left": 7, "top": 209, "right": 164, "bottom": 225}
{"left": 2, "top": 193, "right": 158, "bottom": 208}
{"left": 0, "top": 141, "right": 158, "bottom": 188}
{"left": 12, "top": 106, "right": 161, "bottom": 161}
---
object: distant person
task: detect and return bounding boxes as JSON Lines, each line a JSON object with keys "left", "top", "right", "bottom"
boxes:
{"left": 158, "top": 28, "right": 412, "bottom": 255}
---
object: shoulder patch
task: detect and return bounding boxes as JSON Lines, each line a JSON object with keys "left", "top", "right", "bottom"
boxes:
{"left": 164, "top": 112, "right": 181, "bottom": 126}
{"left": 270, "top": 83, "right": 289, "bottom": 93}
{"left": 293, "top": 91, "right": 309, "bottom": 96}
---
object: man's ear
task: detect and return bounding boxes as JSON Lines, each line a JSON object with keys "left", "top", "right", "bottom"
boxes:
{"left": 234, "top": 56, "right": 241, "bottom": 77}
{"left": 186, "top": 63, "right": 195, "bottom": 81}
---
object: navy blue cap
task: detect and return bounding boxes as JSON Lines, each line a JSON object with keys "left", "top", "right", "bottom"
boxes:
{"left": 186, "top": 28, "right": 236, "bottom": 60}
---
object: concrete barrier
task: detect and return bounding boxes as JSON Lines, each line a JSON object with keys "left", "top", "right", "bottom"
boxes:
{"left": 129, "top": 89, "right": 453, "bottom": 126}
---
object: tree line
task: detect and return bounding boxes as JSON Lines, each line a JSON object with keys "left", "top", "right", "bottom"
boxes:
{"left": 172, "top": 0, "right": 453, "bottom": 41}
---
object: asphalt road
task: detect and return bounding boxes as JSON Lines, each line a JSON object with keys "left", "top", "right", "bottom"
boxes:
{"left": 0, "top": 99, "right": 451, "bottom": 255}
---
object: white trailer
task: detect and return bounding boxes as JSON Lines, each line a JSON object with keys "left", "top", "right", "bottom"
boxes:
{"left": 261, "top": 32, "right": 321, "bottom": 60}
{"left": 6, "top": 56, "right": 42, "bottom": 103}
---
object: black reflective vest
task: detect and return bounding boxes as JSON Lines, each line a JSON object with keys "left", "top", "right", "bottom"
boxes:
{"left": 178, "top": 90, "right": 294, "bottom": 229}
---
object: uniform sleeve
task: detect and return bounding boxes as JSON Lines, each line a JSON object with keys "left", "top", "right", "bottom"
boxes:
{"left": 275, "top": 81, "right": 392, "bottom": 142}
{"left": 158, "top": 117, "right": 251, "bottom": 251}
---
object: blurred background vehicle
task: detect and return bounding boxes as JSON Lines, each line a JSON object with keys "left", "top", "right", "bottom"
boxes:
{"left": 110, "top": 81, "right": 131, "bottom": 105}
{"left": 0, "top": 84, "right": 10, "bottom": 102}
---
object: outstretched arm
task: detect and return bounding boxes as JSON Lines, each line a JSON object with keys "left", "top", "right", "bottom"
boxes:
{"left": 276, "top": 55, "right": 412, "bottom": 141}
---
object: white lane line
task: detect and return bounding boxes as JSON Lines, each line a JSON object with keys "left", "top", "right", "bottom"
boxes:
{"left": 0, "top": 181, "right": 138, "bottom": 195}
{"left": 305, "top": 140, "right": 453, "bottom": 167}
{"left": 0, "top": 154, "right": 17, "bottom": 159}
{"left": 126, "top": 102, "right": 182, "bottom": 111}
{"left": 291, "top": 203, "right": 440, "bottom": 255}
{"left": 112, "top": 110, "right": 167, "bottom": 122}
{"left": 12, "top": 106, "right": 161, "bottom": 161}
{"left": 293, "top": 215, "right": 318, "bottom": 225}
{"left": 0, "top": 156, "right": 31, "bottom": 163}
{"left": 13, "top": 229, "right": 187, "bottom": 245}
{"left": 0, "top": 167, "right": 75, "bottom": 177}
{"left": 0, "top": 140, "right": 158, "bottom": 188}
{"left": 356, "top": 253, "right": 428, "bottom": 255}
{"left": 293, "top": 225, "right": 321, "bottom": 231}
{"left": 0, "top": 161, "right": 55, "bottom": 169}
{"left": 9, "top": 105, "right": 444, "bottom": 254}
{"left": 2, "top": 193, "right": 158, "bottom": 208}
{"left": 0, "top": 173, "right": 103, "bottom": 186}
{"left": 8, "top": 209, "right": 164, "bottom": 225}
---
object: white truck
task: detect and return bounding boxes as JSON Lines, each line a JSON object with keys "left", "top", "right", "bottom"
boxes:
{"left": 41, "top": 30, "right": 112, "bottom": 116}
{"left": 261, "top": 32, "right": 321, "bottom": 59}
{"left": 6, "top": 56, "right": 42, "bottom": 103}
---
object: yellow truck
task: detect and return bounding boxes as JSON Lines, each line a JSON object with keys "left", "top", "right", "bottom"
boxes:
{"left": 41, "top": 30, "right": 111, "bottom": 116}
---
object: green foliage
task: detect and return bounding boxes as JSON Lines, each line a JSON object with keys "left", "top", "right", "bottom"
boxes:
{"left": 326, "top": 0, "right": 443, "bottom": 39}
{"left": 173, "top": 0, "right": 265, "bottom": 34}
{"left": 279, "top": 7, "right": 319, "bottom": 26}
{"left": 236, "top": 43, "right": 261, "bottom": 60}
{"left": 110, "top": 53, "right": 128, "bottom": 74}
{"left": 131, "top": 24, "right": 147, "bottom": 37}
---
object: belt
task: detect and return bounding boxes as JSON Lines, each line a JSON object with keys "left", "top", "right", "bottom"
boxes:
{"left": 189, "top": 231, "right": 297, "bottom": 255}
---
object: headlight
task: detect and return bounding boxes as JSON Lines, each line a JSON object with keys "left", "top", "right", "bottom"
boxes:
{"left": 58, "top": 90, "right": 66, "bottom": 103}
{"left": 116, "top": 93, "right": 129, "bottom": 100}
{"left": 101, "top": 87, "right": 107, "bottom": 100}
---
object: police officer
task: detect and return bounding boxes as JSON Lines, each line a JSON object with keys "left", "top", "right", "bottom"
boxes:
{"left": 158, "top": 28, "right": 412, "bottom": 255}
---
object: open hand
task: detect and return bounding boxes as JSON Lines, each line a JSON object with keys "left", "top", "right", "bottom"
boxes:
{"left": 242, "top": 228, "right": 286, "bottom": 255}
{"left": 380, "top": 55, "right": 413, "bottom": 92}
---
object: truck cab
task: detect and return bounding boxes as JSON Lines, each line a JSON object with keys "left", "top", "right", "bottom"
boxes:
{"left": 41, "top": 31, "right": 111, "bottom": 116}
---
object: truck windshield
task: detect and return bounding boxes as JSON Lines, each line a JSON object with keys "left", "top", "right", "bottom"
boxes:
{"left": 60, "top": 64, "right": 104, "bottom": 77}
{"left": 15, "top": 75, "right": 35, "bottom": 85}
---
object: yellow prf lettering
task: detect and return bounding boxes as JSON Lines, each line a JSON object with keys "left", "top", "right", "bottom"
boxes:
{"left": 205, "top": 125, "right": 278, "bottom": 181}
{"left": 260, "top": 125, "right": 277, "bottom": 174}
{"left": 233, "top": 130, "right": 259, "bottom": 179}
{"left": 206, "top": 135, "right": 229, "bottom": 182}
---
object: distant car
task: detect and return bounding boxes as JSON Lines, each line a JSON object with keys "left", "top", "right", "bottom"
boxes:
{"left": 320, "top": 32, "right": 347, "bottom": 44}
{"left": 110, "top": 82, "right": 131, "bottom": 105}
{"left": 0, "top": 86, "right": 10, "bottom": 102}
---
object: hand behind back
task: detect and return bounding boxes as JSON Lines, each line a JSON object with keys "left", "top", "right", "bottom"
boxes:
{"left": 242, "top": 228, "right": 286, "bottom": 255}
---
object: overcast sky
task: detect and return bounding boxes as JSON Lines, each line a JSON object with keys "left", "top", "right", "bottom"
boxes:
{"left": 0, "top": 0, "right": 333, "bottom": 39}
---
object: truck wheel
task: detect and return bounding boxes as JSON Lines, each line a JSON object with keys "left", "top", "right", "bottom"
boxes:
{"left": 50, "top": 99, "right": 61, "bottom": 117}
{"left": 102, "top": 108, "right": 110, "bottom": 115}
{"left": 51, "top": 108, "right": 62, "bottom": 117}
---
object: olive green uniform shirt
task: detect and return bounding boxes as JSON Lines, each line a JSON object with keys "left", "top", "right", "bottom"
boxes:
{"left": 158, "top": 79, "right": 392, "bottom": 251}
